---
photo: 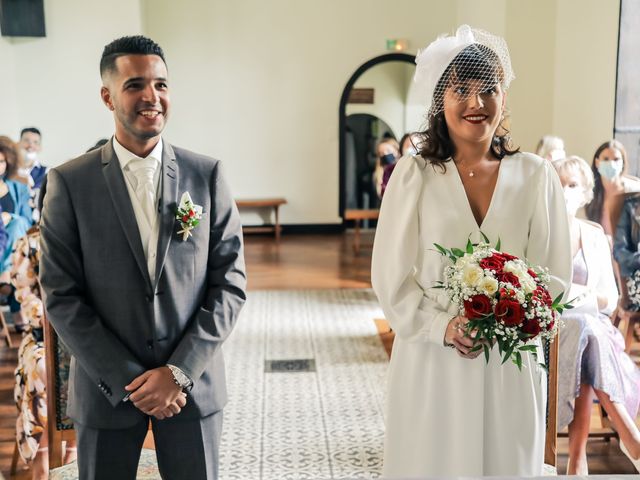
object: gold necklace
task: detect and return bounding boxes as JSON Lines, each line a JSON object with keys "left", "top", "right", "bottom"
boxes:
{"left": 454, "top": 160, "right": 477, "bottom": 178}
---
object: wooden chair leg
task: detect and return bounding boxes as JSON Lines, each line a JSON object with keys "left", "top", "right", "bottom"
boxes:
{"left": 0, "top": 309, "right": 12, "bottom": 347}
{"left": 353, "top": 220, "right": 361, "bottom": 255}
{"left": 11, "top": 441, "right": 20, "bottom": 474}
{"left": 624, "top": 316, "right": 637, "bottom": 353}
{"left": 544, "top": 337, "right": 559, "bottom": 467}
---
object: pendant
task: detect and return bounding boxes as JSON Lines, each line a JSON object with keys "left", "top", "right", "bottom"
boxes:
{"left": 469, "top": 171, "right": 475, "bottom": 177}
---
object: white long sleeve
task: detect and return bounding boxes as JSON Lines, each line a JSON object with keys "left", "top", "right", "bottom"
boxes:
{"left": 371, "top": 155, "right": 455, "bottom": 345}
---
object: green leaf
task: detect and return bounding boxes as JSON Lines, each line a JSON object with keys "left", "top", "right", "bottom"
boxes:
{"left": 502, "top": 344, "right": 515, "bottom": 364}
{"left": 451, "top": 248, "right": 465, "bottom": 257}
{"left": 495, "top": 237, "right": 501, "bottom": 251}
{"left": 466, "top": 238, "right": 474, "bottom": 254}
{"left": 538, "top": 362, "right": 549, "bottom": 373}
{"left": 480, "top": 231, "right": 490, "bottom": 243}
{"left": 553, "top": 292, "right": 564, "bottom": 305}
{"left": 483, "top": 343, "right": 490, "bottom": 364}
{"left": 515, "top": 351, "right": 523, "bottom": 371}
{"left": 433, "top": 243, "right": 448, "bottom": 256}
{"left": 519, "top": 345, "right": 538, "bottom": 352}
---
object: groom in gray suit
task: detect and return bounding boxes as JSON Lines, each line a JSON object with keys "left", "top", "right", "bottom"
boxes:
{"left": 40, "top": 36, "right": 246, "bottom": 479}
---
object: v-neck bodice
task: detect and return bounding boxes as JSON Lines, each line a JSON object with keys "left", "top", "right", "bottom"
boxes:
{"left": 449, "top": 158, "right": 504, "bottom": 230}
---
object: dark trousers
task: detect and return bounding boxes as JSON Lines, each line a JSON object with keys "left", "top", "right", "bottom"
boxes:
{"left": 75, "top": 410, "right": 223, "bottom": 480}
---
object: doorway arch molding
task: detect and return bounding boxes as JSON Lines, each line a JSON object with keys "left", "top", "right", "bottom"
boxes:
{"left": 338, "top": 53, "right": 415, "bottom": 219}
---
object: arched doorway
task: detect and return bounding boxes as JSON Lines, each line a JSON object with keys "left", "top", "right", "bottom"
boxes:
{"left": 338, "top": 53, "right": 416, "bottom": 220}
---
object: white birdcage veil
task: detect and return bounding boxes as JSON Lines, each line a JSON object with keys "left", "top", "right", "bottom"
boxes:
{"left": 414, "top": 25, "right": 515, "bottom": 118}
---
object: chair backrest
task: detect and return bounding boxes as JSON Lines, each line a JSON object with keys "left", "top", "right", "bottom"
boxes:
{"left": 43, "top": 304, "right": 75, "bottom": 468}
{"left": 544, "top": 335, "right": 559, "bottom": 467}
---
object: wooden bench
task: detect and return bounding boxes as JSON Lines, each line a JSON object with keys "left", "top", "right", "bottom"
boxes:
{"left": 344, "top": 209, "right": 379, "bottom": 254}
{"left": 236, "top": 198, "right": 287, "bottom": 242}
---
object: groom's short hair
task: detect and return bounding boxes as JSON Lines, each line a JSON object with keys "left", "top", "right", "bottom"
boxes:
{"left": 100, "top": 35, "right": 166, "bottom": 79}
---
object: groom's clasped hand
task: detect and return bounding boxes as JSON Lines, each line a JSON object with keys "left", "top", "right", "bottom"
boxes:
{"left": 125, "top": 366, "right": 187, "bottom": 419}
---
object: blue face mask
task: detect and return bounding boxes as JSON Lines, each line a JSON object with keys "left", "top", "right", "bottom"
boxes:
{"left": 381, "top": 153, "right": 396, "bottom": 165}
{"left": 598, "top": 160, "right": 623, "bottom": 181}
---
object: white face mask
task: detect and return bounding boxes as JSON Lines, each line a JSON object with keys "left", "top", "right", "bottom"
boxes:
{"left": 24, "top": 151, "right": 37, "bottom": 163}
{"left": 563, "top": 186, "right": 584, "bottom": 216}
{"left": 405, "top": 146, "right": 417, "bottom": 156}
{"left": 597, "top": 159, "right": 623, "bottom": 180}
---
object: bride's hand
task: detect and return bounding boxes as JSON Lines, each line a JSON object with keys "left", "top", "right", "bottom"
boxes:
{"left": 444, "top": 316, "right": 483, "bottom": 359}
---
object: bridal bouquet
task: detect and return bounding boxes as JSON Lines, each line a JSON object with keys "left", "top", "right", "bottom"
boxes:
{"left": 434, "top": 235, "right": 572, "bottom": 370}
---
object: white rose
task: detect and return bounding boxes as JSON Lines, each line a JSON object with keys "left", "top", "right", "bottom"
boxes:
{"left": 479, "top": 276, "right": 499, "bottom": 296}
{"left": 462, "top": 264, "right": 484, "bottom": 287}
{"left": 520, "top": 276, "right": 537, "bottom": 294}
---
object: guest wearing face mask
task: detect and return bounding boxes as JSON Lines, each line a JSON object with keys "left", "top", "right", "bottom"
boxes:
{"left": 585, "top": 140, "right": 640, "bottom": 240}
{"left": 380, "top": 134, "right": 418, "bottom": 199}
{"left": 374, "top": 137, "right": 399, "bottom": 199}
{"left": 554, "top": 155, "right": 640, "bottom": 475}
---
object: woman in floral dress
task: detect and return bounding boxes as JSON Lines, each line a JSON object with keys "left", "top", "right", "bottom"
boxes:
{"left": 13, "top": 226, "right": 76, "bottom": 479}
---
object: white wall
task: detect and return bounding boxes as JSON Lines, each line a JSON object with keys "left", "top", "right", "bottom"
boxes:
{"left": 551, "top": 0, "right": 619, "bottom": 162}
{"left": 0, "top": 39, "right": 18, "bottom": 136}
{"left": 140, "top": 0, "right": 461, "bottom": 225}
{"left": 1, "top": 0, "right": 621, "bottom": 224}
{"left": 2, "top": 0, "right": 143, "bottom": 164}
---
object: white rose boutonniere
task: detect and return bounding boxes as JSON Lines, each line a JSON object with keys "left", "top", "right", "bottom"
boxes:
{"left": 175, "top": 192, "right": 203, "bottom": 241}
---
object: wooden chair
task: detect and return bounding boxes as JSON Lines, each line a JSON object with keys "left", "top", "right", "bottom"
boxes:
{"left": 544, "top": 334, "right": 559, "bottom": 468}
{"left": 344, "top": 209, "right": 379, "bottom": 254}
{"left": 43, "top": 309, "right": 75, "bottom": 468}
{"left": 612, "top": 278, "right": 640, "bottom": 353}
{"left": 0, "top": 305, "right": 12, "bottom": 347}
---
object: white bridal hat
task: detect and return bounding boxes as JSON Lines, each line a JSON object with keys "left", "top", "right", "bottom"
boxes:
{"left": 413, "top": 25, "right": 515, "bottom": 117}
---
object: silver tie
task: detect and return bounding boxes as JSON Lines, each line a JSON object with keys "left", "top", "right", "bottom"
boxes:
{"left": 129, "top": 158, "right": 157, "bottom": 225}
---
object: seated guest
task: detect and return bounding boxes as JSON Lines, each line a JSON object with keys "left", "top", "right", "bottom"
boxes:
{"left": 19, "top": 128, "right": 47, "bottom": 189}
{"left": 373, "top": 137, "right": 399, "bottom": 199}
{"left": 586, "top": 139, "right": 640, "bottom": 240}
{"left": 19, "top": 128, "right": 48, "bottom": 222}
{"left": 554, "top": 156, "right": 640, "bottom": 474}
{"left": 0, "top": 137, "right": 33, "bottom": 328}
{"left": 12, "top": 180, "right": 76, "bottom": 480}
{"left": 381, "top": 135, "right": 417, "bottom": 199}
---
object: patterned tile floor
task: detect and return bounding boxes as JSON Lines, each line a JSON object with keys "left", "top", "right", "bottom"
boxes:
{"left": 220, "top": 289, "right": 387, "bottom": 480}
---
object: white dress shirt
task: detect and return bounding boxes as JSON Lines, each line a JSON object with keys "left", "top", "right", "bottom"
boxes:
{"left": 113, "top": 137, "right": 162, "bottom": 281}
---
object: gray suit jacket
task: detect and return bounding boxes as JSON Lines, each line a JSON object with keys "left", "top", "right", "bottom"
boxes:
{"left": 40, "top": 140, "right": 246, "bottom": 429}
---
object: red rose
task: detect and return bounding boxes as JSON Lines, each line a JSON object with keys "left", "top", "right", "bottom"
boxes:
{"left": 501, "top": 252, "right": 518, "bottom": 261}
{"left": 189, "top": 209, "right": 195, "bottom": 217}
{"left": 527, "top": 268, "right": 538, "bottom": 279}
{"left": 533, "top": 286, "right": 552, "bottom": 306}
{"left": 182, "top": 215, "right": 189, "bottom": 223}
{"left": 464, "top": 294, "right": 493, "bottom": 319}
{"left": 479, "top": 254, "right": 506, "bottom": 272}
{"left": 494, "top": 298, "right": 524, "bottom": 326}
{"left": 496, "top": 271, "right": 521, "bottom": 287}
{"left": 522, "top": 317, "right": 542, "bottom": 338}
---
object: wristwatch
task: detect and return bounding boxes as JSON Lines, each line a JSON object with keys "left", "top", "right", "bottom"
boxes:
{"left": 167, "top": 364, "right": 193, "bottom": 389}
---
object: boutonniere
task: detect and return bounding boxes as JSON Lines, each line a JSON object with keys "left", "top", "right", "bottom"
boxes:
{"left": 175, "top": 192, "right": 203, "bottom": 241}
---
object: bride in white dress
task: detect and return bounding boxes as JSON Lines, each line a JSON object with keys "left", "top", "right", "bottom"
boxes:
{"left": 371, "top": 25, "right": 572, "bottom": 477}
